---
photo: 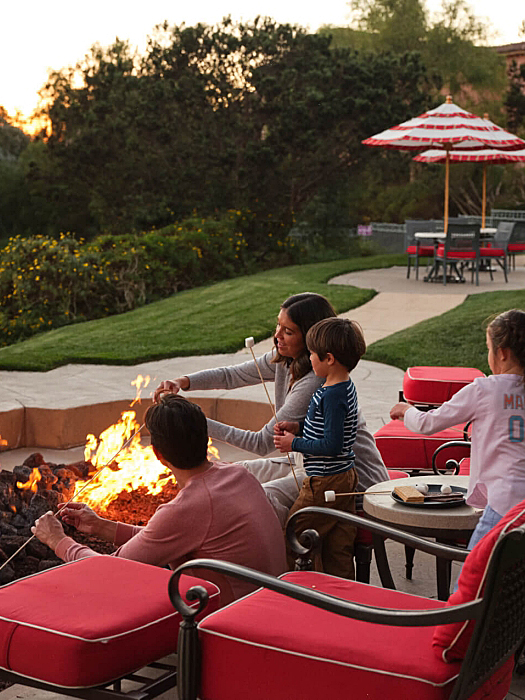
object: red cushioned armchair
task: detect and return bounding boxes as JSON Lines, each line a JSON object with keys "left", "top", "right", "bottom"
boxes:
{"left": 169, "top": 505, "right": 525, "bottom": 700}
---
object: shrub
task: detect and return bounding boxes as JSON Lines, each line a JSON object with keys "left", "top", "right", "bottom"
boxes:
{"left": 0, "top": 214, "right": 254, "bottom": 346}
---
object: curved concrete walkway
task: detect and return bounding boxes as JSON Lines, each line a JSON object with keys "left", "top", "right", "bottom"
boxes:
{"left": 0, "top": 261, "right": 522, "bottom": 469}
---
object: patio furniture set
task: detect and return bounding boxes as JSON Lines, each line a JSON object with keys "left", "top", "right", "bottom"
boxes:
{"left": 405, "top": 218, "right": 525, "bottom": 284}
{"left": 1, "top": 364, "right": 523, "bottom": 699}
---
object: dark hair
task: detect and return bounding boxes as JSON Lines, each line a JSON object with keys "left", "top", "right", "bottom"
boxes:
{"left": 144, "top": 394, "right": 208, "bottom": 469}
{"left": 273, "top": 292, "right": 337, "bottom": 382}
{"left": 487, "top": 309, "right": 525, "bottom": 388}
{"left": 306, "top": 318, "right": 366, "bottom": 372}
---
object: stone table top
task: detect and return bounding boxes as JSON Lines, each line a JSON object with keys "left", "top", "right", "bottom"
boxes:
{"left": 363, "top": 475, "right": 482, "bottom": 533}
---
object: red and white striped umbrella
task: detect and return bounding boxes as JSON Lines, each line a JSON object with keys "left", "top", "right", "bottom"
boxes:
{"left": 413, "top": 148, "right": 525, "bottom": 227}
{"left": 362, "top": 96, "right": 525, "bottom": 230}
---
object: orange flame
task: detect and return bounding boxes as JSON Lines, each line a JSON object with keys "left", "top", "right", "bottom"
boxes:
{"left": 17, "top": 468, "right": 42, "bottom": 493}
{"left": 0, "top": 435, "right": 7, "bottom": 447}
{"left": 130, "top": 374, "right": 150, "bottom": 407}
{"left": 75, "top": 406, "right": 220, "bottom": 513}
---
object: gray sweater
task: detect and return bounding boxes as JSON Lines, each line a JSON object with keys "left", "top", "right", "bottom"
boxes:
{"left": 185, "top": 351, "right": 388, "bottom": 492}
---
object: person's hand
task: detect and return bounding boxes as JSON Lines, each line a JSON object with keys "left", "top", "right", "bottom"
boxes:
{"left": 58, "top": 502, "right": 102, "bottom": 535}
{"left": 153, "top": 378, "right": 190, "bottom": 403}
{"left": 273, "top": 431, "right": 296, "bottom": 453}
{"left": 31, "top": 511, "right": 66, "bottom": 551}
{"left": 274, "top": 421, "right": 299, "bottom": 436}
{"left": 390, "top": 402, "right": 410, "bottom": 421}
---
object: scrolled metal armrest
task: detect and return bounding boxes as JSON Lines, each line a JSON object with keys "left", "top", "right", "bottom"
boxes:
{"left": 169, "top": 557, "right": 479, "bottom": 626}
{"left": 431, "top": 440, "right": 471, "bottom": 475}
{"left": 287, "top": 507, "right": 469, "bottom": 562}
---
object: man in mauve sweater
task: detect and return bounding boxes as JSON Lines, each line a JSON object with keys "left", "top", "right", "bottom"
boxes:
{"left": 32, "top": 395, "right": 286, "bottom": 605}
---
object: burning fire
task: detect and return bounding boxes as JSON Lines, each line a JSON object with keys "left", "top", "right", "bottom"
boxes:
{"left": 15, "top": 376, "right": 220, "bottom": 514}
{"left": 17, "top": 468, "right": 41, "bottom": 493}
{"left": 76, "top": 410, "right": 175, "bottom": 511}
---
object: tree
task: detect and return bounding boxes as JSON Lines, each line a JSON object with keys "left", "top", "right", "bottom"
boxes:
{"left": 322, "top": 0, "right": 506, "bottom": 106}
{"left": 39, "top": 17, "right": 431, "bottom": 243}
{"left": 505, "top": 60, "right": 525, "bottom": 134}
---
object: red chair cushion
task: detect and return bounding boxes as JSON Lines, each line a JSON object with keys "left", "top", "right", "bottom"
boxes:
{"left": 480, "top": 247, "right": 505, "bottom": 256}
{"left": 198, "top": 571, "right": 512, "bottom": 700}
{"left": 407, "top": 245, "right": 435, "bottom": 255}
{"left": 436, "top": 245, "right": 476, "bottom": 259}
{"left": 374, "top": 420, "right": 470, "bottom": 470}
{"left": 0, "top": 556, "right": 220, "bottom": 688}
{"left": 508, "top": 243, "right": 525, "bottom": 252}
{"left": 458, "top": 457, "right": 470, "bottom": 475}
{"left": 433, "top": 500, "right": 525, "bottom": 662}
{"left": 403, "top": 366, "right": 485, "bottom": 406}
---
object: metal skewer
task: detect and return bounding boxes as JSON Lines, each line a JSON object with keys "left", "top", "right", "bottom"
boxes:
{"left": 245, "top": 337, "right": 300, "bottom": 490}
{"left": 0, "top": 423, "right": 146, "bottom": 573}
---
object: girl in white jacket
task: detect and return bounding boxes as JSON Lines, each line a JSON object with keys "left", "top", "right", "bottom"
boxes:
{"left": 390, "top": 309, "right": 525, "bottom": 550}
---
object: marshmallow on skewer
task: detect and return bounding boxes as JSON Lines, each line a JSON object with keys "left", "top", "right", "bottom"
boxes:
{"left": 324, "top": 490, "right": 336, "bottom": 503}
{"left": 245, "top": 336, "right": 255, "bottom": 348}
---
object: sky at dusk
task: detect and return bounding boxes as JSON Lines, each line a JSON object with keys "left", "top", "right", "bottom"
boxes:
{"left": 2, "top": 0, "right": 523, "bottom": 121}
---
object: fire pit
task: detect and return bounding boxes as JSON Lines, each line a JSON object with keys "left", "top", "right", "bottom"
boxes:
{"left": 0, "top": 402, "right": 218, "bottom": 584}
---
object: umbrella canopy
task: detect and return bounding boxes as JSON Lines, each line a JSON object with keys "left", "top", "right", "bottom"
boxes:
{"left": 362, "top": 96, "right": 525, "bottom": 230}
{"left": 413, "top": 148, "right": 525, "bottom": 227}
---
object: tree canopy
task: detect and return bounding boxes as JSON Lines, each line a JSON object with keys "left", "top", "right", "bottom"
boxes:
{"left": 320, "top": 0, "right": 506, "bottom": 112}
{"left": 35, "top": 17, "right": 430, "bottom": 240}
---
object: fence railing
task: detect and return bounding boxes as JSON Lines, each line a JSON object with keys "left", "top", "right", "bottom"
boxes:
{"left": 367, "top": 222, "right": 406, "bottom": 253}
{"left": 490, "top": 209, "right": 525, "bottom": 221}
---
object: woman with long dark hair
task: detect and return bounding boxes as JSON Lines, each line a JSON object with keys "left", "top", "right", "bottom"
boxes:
{"left": 154, "top": 292, "right": 387, "bottom": 524}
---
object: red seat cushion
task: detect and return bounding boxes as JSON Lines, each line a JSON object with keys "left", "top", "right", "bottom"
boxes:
{"left": 407, "top": 245, "right": 434, "bottom": 255}
{"left": 374, "top": 420, "right": 470, "bottom": 470}
{"left": 0, "top": 556, "right": 220, "bottom": 688}
{"left": 458, "top": 457, "right": 470, "bottom": 475}
{"left": 436, "top": 244, "right": 476, "bottom": 259}
{"left": 508, "top": 243, "right": 525, "bottom": 252}
{"left": 480, "top": 247, "right": 505, "bottom": 256}
{"left": 198, "top": 571, "right": 512, "bottom": 700}
{"left": 403, "top": 366, "right": 485, "bottom": 406}
{"left": 433, "top": 500, "right": 525, "bottom": 662}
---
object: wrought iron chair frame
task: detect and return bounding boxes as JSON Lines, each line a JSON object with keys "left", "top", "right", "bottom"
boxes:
{"left": 170, "top": 508, "right": 525, "bottom": 700}
{"left": 0, "top": 659, "right": 177, "bottom": 700}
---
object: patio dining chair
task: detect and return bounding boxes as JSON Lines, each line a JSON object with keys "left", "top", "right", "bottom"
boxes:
{"left": 435, "top": 222, "right": 481, "bottom": 286}
{"left": 479, "top": 222, "right": 513, "bottom": 282}
{"left": 404, "top": 219, "right": 436, "bottom": 279}
{"left": 169, "top": 502, "right": 525, "bottom": 700}
{"left": 508, "top": 221, "right": 525, "bottom": 269}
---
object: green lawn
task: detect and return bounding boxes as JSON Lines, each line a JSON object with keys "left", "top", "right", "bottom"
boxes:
{"left": 0, "top": 254, "right": 406, "bottom": 371}
{"left": 366, "top": 290, "right": 525, "bottom": 375}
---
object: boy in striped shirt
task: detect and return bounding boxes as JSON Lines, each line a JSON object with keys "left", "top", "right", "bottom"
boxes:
{"left": 274, "top": 317, "right": 366, "bottom": 578}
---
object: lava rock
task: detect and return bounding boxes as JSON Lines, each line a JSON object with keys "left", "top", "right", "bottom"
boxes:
{"left": 12, "top": 465, "right": 32, "bottom": 485}
{"left": 26, "top": 539, "right": 51, "bottom": 559}
{"left": 0, "top": 564, "right": 15, "bottom": 585}
{"left": 23, "top": 453, "right": 46, "bottom": 468}
{"left": 0, "top": 522, "right": 17, "bottom": 536}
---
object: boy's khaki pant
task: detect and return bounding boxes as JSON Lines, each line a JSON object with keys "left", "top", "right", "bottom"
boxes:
{"left": 287, "top": 469, "right": 358, "bottom": 579}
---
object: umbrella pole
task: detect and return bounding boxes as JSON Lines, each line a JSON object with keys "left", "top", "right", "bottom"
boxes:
{"left": 444, "top": 150, "right": 450, "bottom": 233}
{"left": 482, "top": 164, "right": 487, "bottom": 228}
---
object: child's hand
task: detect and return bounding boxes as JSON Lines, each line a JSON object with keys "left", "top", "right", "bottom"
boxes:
{"left": 273, "top": 431, "right": 296, "bottom": 453}
{"left": 390, "top": 402, "right": 410, "bottom": 420}
{"left": 274, "top": 421, "right": 299, "bottom": 436}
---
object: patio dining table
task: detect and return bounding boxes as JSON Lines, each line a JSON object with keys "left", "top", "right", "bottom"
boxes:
{"left": 363, "top": 474, "right": 481, "bottom": 600}
{"left": 414, "top": 231, "right": 454, "bottom": 282}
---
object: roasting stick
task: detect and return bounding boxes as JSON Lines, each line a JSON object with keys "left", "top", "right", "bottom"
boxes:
{"left": 245, "top": 337, "right": 300, "bottom": 490}
{"left": 0, "top": 423, "right": 146, "bottom": 574}
{"left": 324, "top": 489, "right": 391, "bottom": 502}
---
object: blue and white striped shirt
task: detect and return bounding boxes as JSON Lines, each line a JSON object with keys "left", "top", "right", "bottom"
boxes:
{"left": 292, "top": 380, "right": 358, "bottom": 477}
